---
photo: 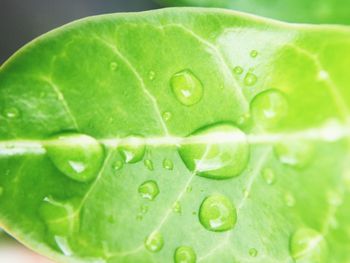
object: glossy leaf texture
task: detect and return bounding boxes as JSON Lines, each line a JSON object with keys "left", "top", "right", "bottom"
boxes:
{"left": 157, "top": 0, "right": 350, "bottom": 24}
{"left": 1, "top": 7, "right": 350, "bottom": 263}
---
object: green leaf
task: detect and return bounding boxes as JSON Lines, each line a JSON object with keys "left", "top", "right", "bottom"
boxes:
{"left": 1, "top": 7, "right": 350, "bottom": 263}
{"left": 157, "top": 0, "right": 350, "bottom": 24}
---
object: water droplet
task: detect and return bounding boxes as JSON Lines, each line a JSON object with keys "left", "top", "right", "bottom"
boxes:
{"left": 46, "top": 133, "right": 104, "bottom": 182}
{"left": 144, "top": 231, "right": 164, "bottom": 252}
{"left": 118, "top": 136, "right": 145, "bottom": 164}
{"left": 274, "top": 141, "right": 313, "bottom": 168}
{"left": 233, "top": 66, "right": 244, "bottom": 75}
{"left": 39, "top": 196, "right": 79, "bottom": 255}
{"left": 3, "top": 107, "right": 20, "bottom": 119}
{"left": 186, "top": 186, "right": 193, "bottom": 193}
{"left": 174, "top": 246, "right": 196, "bottom": 263}
{"left": 173, "top": 201, "right": 182, "bottom": 214}
{"left": 149, "top": 71, "right": 156, "bottom": 80}
{"left": 262, "top": 168, "right": 275, "bottom": 185}
{"left": 140, "top": 205, "right": 149, "bottom": 214}
{"left": 163, "top": 159, "right": 174, "bottom": 170}
{"left": 290, "top": 228, "right": 328, "bottom": 261}
{"left": 199, "top": 194, "right": 237, "bottom": 232}
{"left": 110, "top": 62, "right": 118, "bottom": 71}
{"left": 249, "top": 248, "right": 258, "bottom": 257}
{"left": 284, "top": 192, "right": 296, "bottom": 207}
{"left": 138, "top": 180, "right": 159, "bottom": 201}
{"left": 237, "top": 113, "right": 250, "bottom": 127}
{"left": 179, "top": 123, "right": 249, "bottom": 179}
{"left": 113, "top": 160, "right": 123, "bottom": 171}
{"left": 170, "top": 69, "right": 203, "bottom": 106}
{"left": 250, "top": 50, "right": 258, "bottom": 58}
{"left": 250, "top": 89, "right": 288, "bottom": 129}
{"left": 136, "top": 214, "right": 143, "bottom": 221}
{"left": 144, "top": 159, "right": 154, "bottom": 171}
{"left": 162, "top": 111, "right": 172, "bottom": 121}
{"left": 244, "top": 72, "right": 258, "bottom": 86}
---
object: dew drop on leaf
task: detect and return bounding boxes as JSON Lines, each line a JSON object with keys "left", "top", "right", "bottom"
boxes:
{"left": 250, "top": 89, "right": 288, "bottom": 129}
{"left": 179, "top": 123, "right": 250, "bottom": 179}
{"left": 3, "top": 107, "right": 20, "bottom": 119}
{"left": 249, "top": 248, "right": 258, "bottom": 257}
{"left": 113, "top": 160, "right": 123, "bottom": 171}
{"left": 170, "top": 69, "right": 203, "bottom": 106}
{"left": 144, "top": 231, "right": 164, "bottom": 253}
{"left": 262, "top": 168, "right": 276, "bottom": 185}
{"left": 45, "top": 133, "right": 104, "bottom": 182}
{"left": 250, "top": 50, "right": 258, "bottom": 58}
{"left": 149, "top": 70, "right": 156, "bottom": 80}
{"left": 289, "top": 228, "right": 328, "bottom": 261}
{"left": 110, "top": 62, "right": 118, "bottom": 71}
{"left": 162, "top": 111, "right": 172, "bottom": 121}
{"left": 233, "top": 66, "right": 244, "bottom": 75}
{"left": 174, "top": 246, "right": 196, "bottom": 263}
{"left": 172, "top": 201, "right": 182, "bottom": 214}
{"left": 274, "top": 141, "right": 314, "bottom": 168}
{"left": 144, "top": 159, "right": 154, "bottom": 171}
{"left": 198, "top": 194, "right": 237, "bottom": 232}
{"left": 118, "top": 136, "right": 145, "bottom": 164}
{"left": 163, "top": 158, "right": 174, "bottom": 170}
{"left": 244, "top": 72, "right": 258, "bottom": 86}
{"left": 138, "top": 180, "right": 159, "bottom": 201}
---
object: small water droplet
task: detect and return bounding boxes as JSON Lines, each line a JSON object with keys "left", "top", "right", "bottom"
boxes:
{"left": 110, "top": 62, "right": 118, "bottom": 71}
{"left": 163, "top": 159, "right": 174, "bottom": 170}
{"left": 284, "top": 192, "right": 296, "bottom": 207}
{"left": 179, "top": 123, "right": 250, "bottom": 179}
{"left": 199, "top": 194, "right": 237, "bottom": 232}
{"left": 144, "top": 231, "right": 164, "bottom": 252}
{"left": 162, "top": 111, "right": 172, "bottom": 121}
{"left": 250, "top": 89, "right": 288, "bottom": 129}
{"left": 46, "top": 133, "right": 104, "bottom": 182}
{"left": 250, "top": 50, "right": 258, "bottom": 58}
{"left": 186, "top": 186, "right": 193, "bottom": 193}
{"left": 3, "top": 107, "right": 20, "bottom": 119}
{"left": 274, "top": 141, "right": 313, "bottom": 168}
{"left": 174, "top": 246, "right": 196, "bottom": 263}
{"left": 118, "top": 136, "right": 145, "bottom": 164}
{"left": 233, "top": 66, "right": 244, "bottom": 75}
{"left": 113, "top": 160, "right": 123, "bottom": 171}
{"left": 144, "top": 159, "right": 154, "bottom": 171}
{"left": 149, "top": 70, "right": 156, "bottom": 80}
{"left": 262, "top": 168, "right": 275, "bottom": 185}
{"left": 138, "top": 180, "right": 159, "bottom": 201}
{"left": 237, "top": 113, "right": 250, "bottom": 127}
{"left": 290, "top": 228, "right": 327, "bottom": 261}
{"left": 249, "top": 248, "right": 258, "bottom": 257}
{"left": 140, "top": 205, "right": 149, "bottom": 214}
{"left": 170, "top": 69, "right": 203, "bottom": 106}
{"left": 244, "top": 72, "right": 258, "bottom": 86}
{"left": 172, "top": 201, "right": 182, "bottom": 214}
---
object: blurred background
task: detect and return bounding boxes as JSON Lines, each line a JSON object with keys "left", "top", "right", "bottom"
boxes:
{"left": 0, "top": 1, "right": 160, "bottom": 261}
{"left": 0, "top": 0, "right": 161, "bottom": 65}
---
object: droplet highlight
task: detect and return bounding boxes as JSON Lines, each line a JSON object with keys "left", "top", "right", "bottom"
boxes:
{"left": 46, "top": 133, "right": 104, "bottom": 182}
{"left": 138, "top": 180, "right": 159, "bottom": 201}
{"left": 170, "top": 69, "right": 203, "bottom": 106}
{"left": 179, "top": 123, "right": 249, "bottom": 179}
{"left": 199, "top": 194, "right": 237, "bottom": 232}
{"left": 118, "top": 136, "right": 145, "bottom": 164}
{"left": 174, "top": 246, "right": 196, "bottom": 263}
{"left": 3, "top": 107, "right": 20, "bottom": 119}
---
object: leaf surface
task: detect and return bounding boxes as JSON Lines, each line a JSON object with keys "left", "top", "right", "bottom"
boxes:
{"left": 1, "top": 8, "right": 350, "bottom": 263}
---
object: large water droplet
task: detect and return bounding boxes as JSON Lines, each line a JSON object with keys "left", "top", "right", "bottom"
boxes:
{"left": 118, "top": 136, "right": 145, "bottom": 164}
{"left": 174, "top": 246, "right": 196, "bottom": 263}
{"left": 290, "top": 228, "right": 327, "bottom": 261}
{"left": 262, "top": 168, "right": 276, "bottom": 185}
{"left": 244, "top": 72, "right": 258, "bottom": 86}
{"left": 274, "top": 141, "right": 314, "bottom": 168}
{"left": 39, "top": 196, "right": 79, "bottom": 255}
{"left": 170, "top": 69, "right": 203, "bottom": 106}
{"left": 199, "top": 194, "right": 237, "bottom": 232}
{"left": 250, "top": 89, "right": 288, "bottom": 129}
{"left": 138, "top": 180, "right": 159, "bottom": 201}
{"left": 46, "top": 133, "right": 104, "bottom": 182}
{"left": 3, "top": 107, "right": 20, "bottom": 119}
{"left": 163, "top": 159, "right": 174, "bottom": 170}
{"left": 144, "top": 231, "right": 164, "bottom": 252}
{"left": 179, "top": 123, "right": 249, "bottom": 179}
